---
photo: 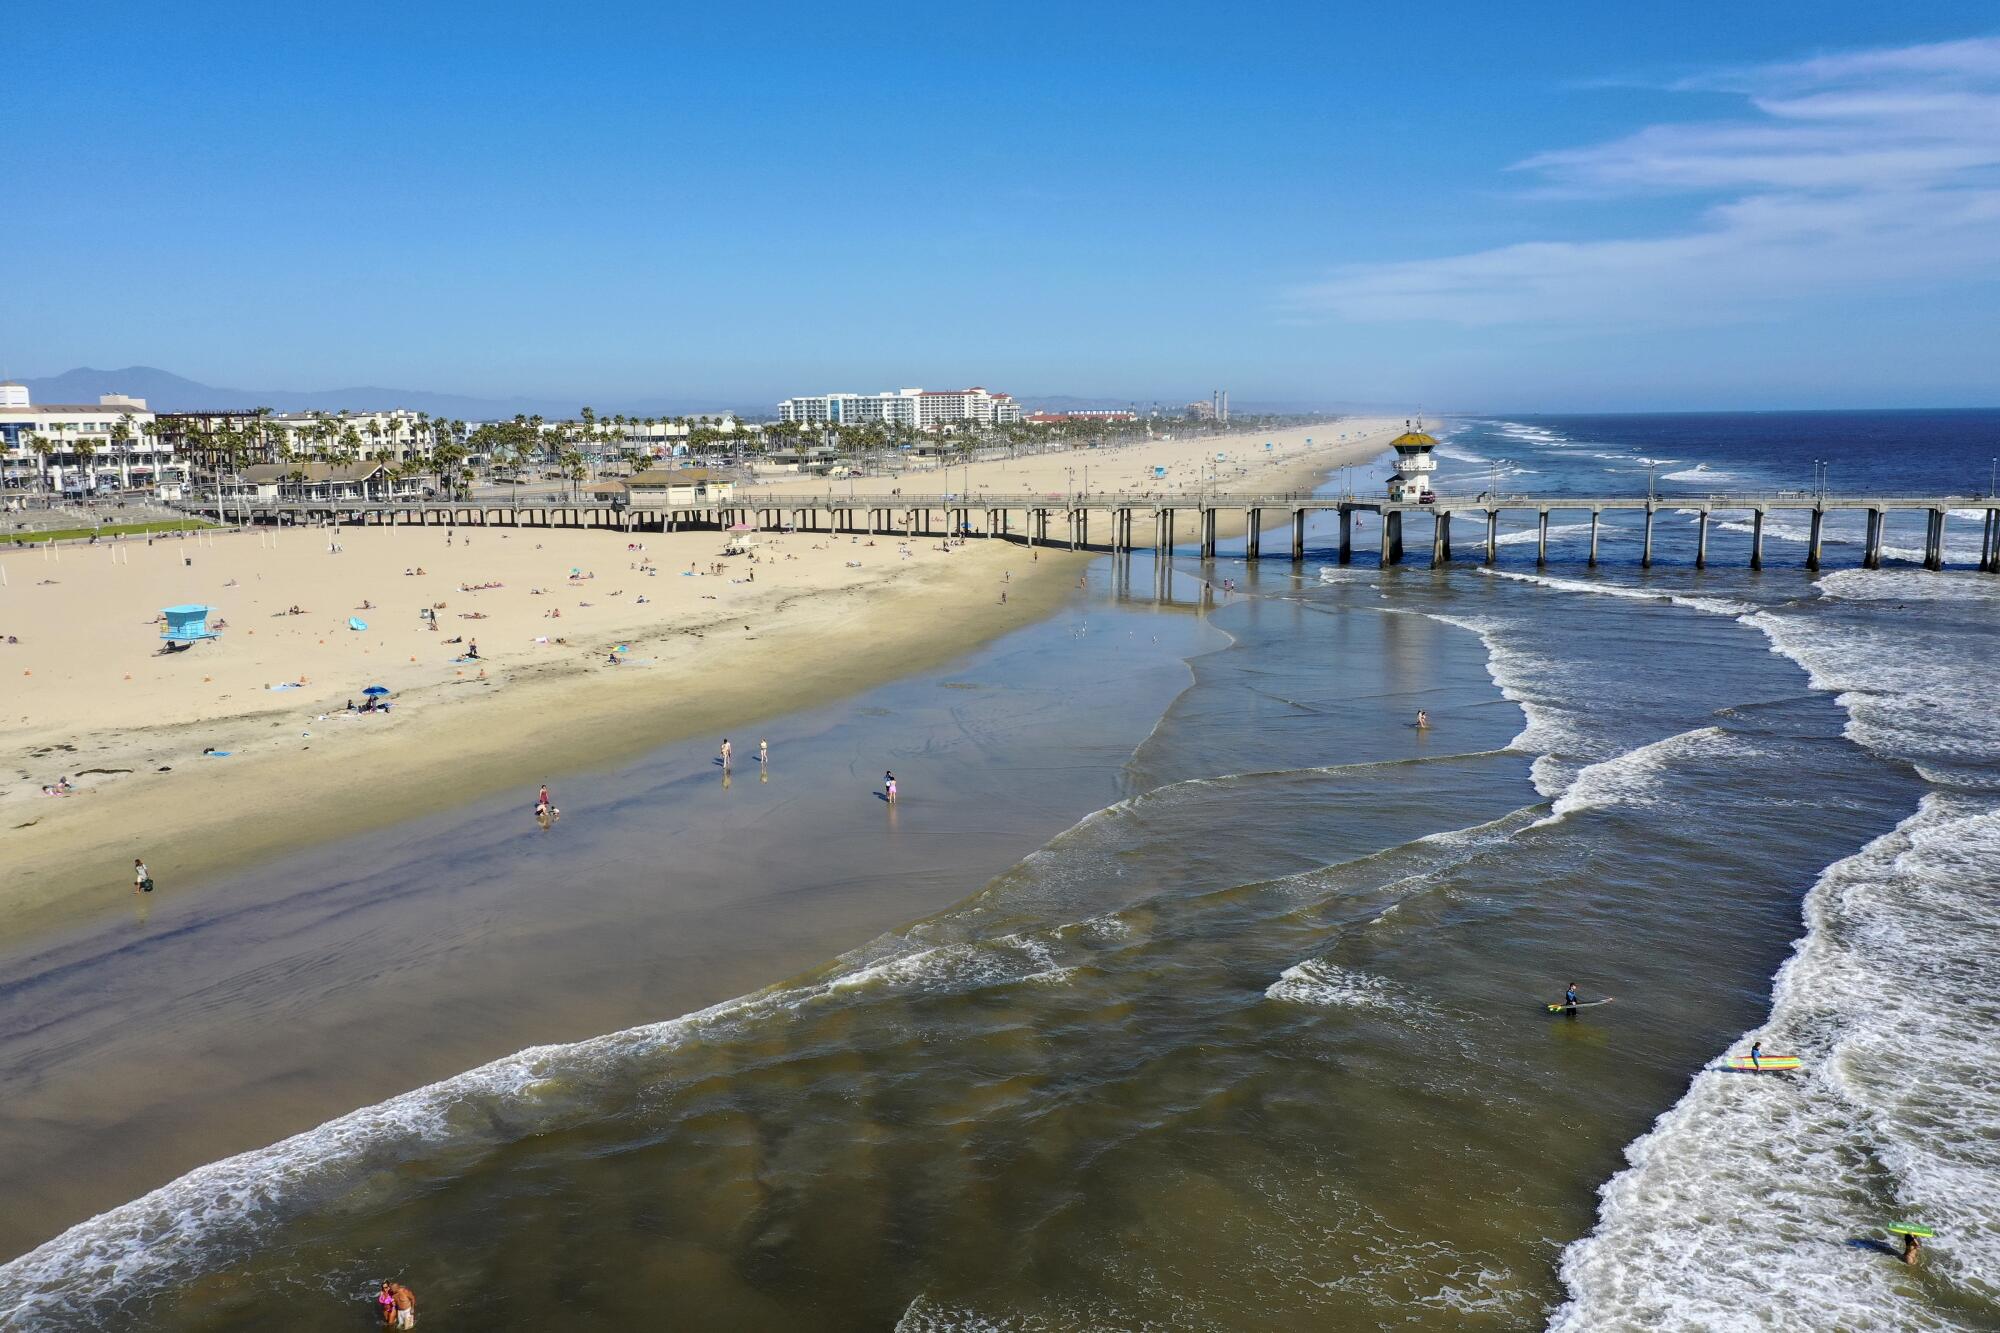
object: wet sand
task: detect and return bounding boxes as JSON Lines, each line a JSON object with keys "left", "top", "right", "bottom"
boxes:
{"left": 1, "top": 421, "right": 1397, "bottom": 943}
{"left": 0, "top": 568, "right": 1226, "bottom": 1263}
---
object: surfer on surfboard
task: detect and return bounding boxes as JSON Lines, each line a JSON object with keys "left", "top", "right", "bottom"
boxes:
{"left": 1545, "top": 984, "right": 1613, "bottom": 1015}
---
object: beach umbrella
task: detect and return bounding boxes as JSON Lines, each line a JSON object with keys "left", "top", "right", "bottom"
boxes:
{"left": 362, "top": 685, "right": 390, "bottom": 697}
{"left": 728, "top": 522, "right": 754, "bottom": 531}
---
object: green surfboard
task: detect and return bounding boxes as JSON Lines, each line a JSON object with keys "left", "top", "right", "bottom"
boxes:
{"left": 1888, "top": 1224, "right": 1934, "bottom": 1238}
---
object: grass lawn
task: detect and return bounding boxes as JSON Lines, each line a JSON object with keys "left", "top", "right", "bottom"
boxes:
{"left": 4, "top": 519, "right": 219, "bottom": 545}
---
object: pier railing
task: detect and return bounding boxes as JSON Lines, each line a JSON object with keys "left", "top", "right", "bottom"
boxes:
{"left": 151, "top": 489, "right": 2000, "bottom": 574}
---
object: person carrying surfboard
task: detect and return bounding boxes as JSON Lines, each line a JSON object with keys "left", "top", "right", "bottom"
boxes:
{"left": 1902, "top": 1231, "right": 1921, "bottom": 1266}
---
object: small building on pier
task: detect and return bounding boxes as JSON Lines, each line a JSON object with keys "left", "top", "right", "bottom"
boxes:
{"left": 603, "top": 469, "right": 736, "bottom": 506}
{"left": 233, "top": 461, "right": 423, "bottom": 503}
{"left": 1386, "top": 425, "right": 1438, "bottom": 503}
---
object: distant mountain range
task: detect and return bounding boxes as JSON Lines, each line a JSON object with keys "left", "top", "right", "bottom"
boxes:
{"left": 17, "top": 367, "right": 1389, "bottom": 421}
{"left": 18, "top": 367, "right": 758, "bottom": 421}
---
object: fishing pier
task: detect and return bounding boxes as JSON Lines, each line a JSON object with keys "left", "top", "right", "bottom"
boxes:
{"left": 177, "top": 491, "right": 2000, "bottom": 573}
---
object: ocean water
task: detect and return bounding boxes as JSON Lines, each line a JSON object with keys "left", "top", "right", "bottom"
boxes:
{"left": 2, "top": 411, "right": 1996, "bottom": 1330}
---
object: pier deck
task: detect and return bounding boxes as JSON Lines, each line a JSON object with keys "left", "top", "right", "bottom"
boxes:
{"left": 172, "top": 491, "right": 2000, "bottom": 573}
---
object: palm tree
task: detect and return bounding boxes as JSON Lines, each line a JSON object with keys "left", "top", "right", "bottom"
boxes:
{"left": 28, "top": 434, "right": 55, "bottom": 500}
{"left": 74, "top": 439, "right": 99, "bottom": 498}
{"left": 109, "top": 414, "right": 135, "bottom": 491}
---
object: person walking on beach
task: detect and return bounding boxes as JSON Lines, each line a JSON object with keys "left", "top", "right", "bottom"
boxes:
{"left": 133, "top": 858, "right": 153, "bottom": 894}
{"left": 758, "top": 739, "right": 768, "bottom": 767}
{"left": 720, "top": 738, "right": 733, "bottom": 770}
{"left": 538, "top": 782, "right": 550, "bottom": 811}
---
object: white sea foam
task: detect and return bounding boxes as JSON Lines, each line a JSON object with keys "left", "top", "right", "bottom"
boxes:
{"left": 1742, "top": 605, "right": 2000, "bottom": 791}
{"left": 1419, "top": 611, "right": 1569, "bottom": 796}
{"left": 1539, "top": 726, "right": 1760, "bottom": 826}
{"left": 1659, "top": 464, "right": 1754, "bottom": 485}
{"left": 0, "top": 986, "right": 786, "bottom": 1326}
{"left": 1264, "top": 959, "right": 1409, "bottom": 1010}
{"left": 1552, "top": 794, "right": 2000, "bottom": 1332}
{"left": 1478, "top": 568, "right": 1756, "bottom": 619}
{"left": 1814, "top": 569, "right": 2000, "bottom": 606}
{"left": 827, "top": 933, "right": 1068, "bottom": 994}
{"left": 1491, "top": 521, "right": 1595, "bottom": 548}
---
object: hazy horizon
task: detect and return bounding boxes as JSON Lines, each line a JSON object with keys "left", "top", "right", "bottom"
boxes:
{"left": 4, "top": 3, "right": 1997, "bottom": 412}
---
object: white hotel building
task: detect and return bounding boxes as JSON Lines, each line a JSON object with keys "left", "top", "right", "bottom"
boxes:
{"left": 0, "top": 382, "right": 186, "bottom": 497}
{"left": 777, "top": 387, "right": 1021, "bottom": 431}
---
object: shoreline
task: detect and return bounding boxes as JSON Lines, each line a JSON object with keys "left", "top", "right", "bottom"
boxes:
{"left": 1, "top": 419, "right": 1399, "bottom": 945}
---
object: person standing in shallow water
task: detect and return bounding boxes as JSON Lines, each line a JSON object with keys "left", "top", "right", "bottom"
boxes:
{"left": 133, "top": 858, "right": 152, "bottom": 894}
{"left": 377, "top": 1280, "right": 416, "bottom": 1327}
{"left": 720, "top": 738, "right": 733, "bottom": 770}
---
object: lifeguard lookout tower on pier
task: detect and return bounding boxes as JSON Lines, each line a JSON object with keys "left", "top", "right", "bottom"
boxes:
{"left": 1386, "top": 421, "right": 1439, "bottom": 503}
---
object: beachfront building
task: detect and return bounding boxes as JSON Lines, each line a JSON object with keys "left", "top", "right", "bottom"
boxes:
{"left": 153, "top": 411, "right": 278, "bottom": 472}
{"left": 0, "top": 386, "right": 186, "bottom": 497}
{"left": 270, "top": 410, "right": 434, "bottom": 465}
{"left": 594, "top": 469, "right": 736, "bottom": 506}
{"left": 777, "top": 387, "right": 1021, "bottom": 431}
{"left": 1385, "top": 424, "right": 1439, "bottom": 502}
{"left": 232, "top": 461, "right": 426, "bottom": 503}
{"left": 1024, "top": 411, "right": 1139, "bottom": 424}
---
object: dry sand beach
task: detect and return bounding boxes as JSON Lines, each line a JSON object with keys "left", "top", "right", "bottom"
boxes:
{"left": 1, "top": 419, "right": 1401, "bottom": 938}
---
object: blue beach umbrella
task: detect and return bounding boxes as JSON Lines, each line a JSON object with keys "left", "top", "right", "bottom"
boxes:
{"left": 362, "top": 685, "right": 390, "bottom": 697}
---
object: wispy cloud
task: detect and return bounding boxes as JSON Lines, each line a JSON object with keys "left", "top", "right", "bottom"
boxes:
{"left": 1292, "top": 36, "right": 2000, "bottom": 327}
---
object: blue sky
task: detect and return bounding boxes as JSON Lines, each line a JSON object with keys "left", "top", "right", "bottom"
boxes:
{"left": 3, "top": 2, "right": 1997, "bottom": 411}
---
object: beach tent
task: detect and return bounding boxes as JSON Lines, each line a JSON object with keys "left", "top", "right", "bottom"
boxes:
{"left": 348, "top": 616, "right": 368, "bottom": 631}
{"left": 160, "top": 604, "right": 219, "bottom": 644}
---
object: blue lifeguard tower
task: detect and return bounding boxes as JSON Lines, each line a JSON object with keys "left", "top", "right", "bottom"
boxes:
{"left": 160, "top": 604, "right": 220, "bottom": 646}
